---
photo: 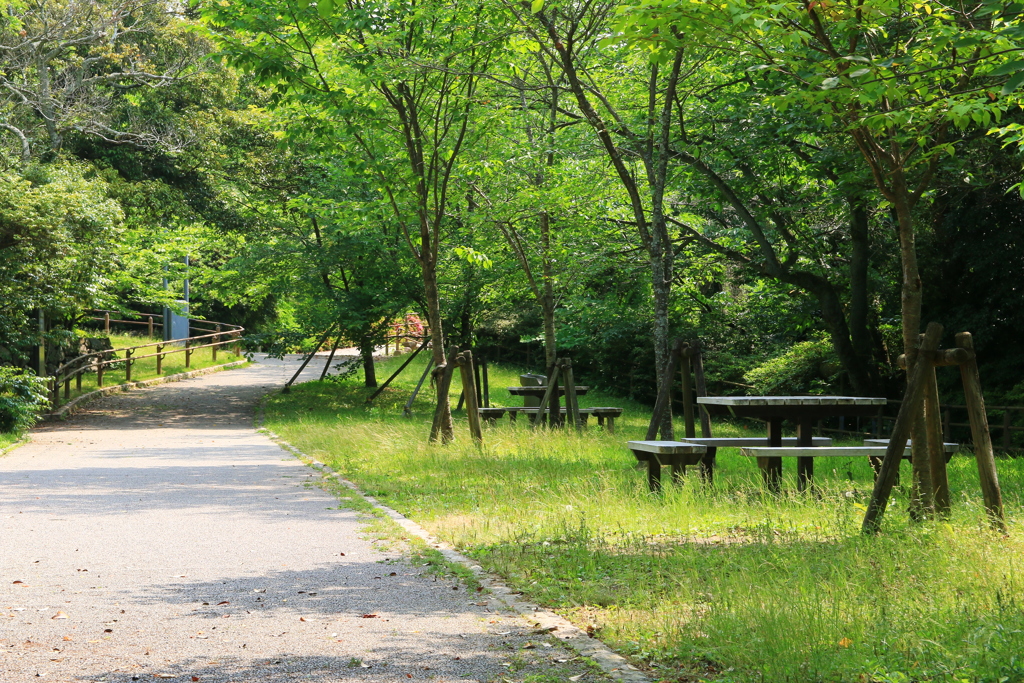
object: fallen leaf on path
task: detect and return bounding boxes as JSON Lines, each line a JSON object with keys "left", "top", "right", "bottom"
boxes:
{"left": 154, "top": 675, "right": 177, "bottom": 679}
{"left": 569, "top": 676, "right": 584, "bottom": 682}
{"left": 13, "top": 580, "right": 24, "bottom": 585}
{"left": 62, "top": 636, "right": 72, "bottom": 641}
{"left": 216, "top": 601, "right": 229, "bottom": 606}
{"left": 299, "top": 617, "right": 306, "bottom": 622}
{"left": 51, "top": 611, "right": 68, "bottom": 620}
{"left": 361, "top": 614, "right": 378, "bottom": 619}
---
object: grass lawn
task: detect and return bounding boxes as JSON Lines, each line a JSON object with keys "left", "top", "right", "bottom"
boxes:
{"left": 264, "top": 352, "right": 1024, "bottom": 683}
{"left": 58, "top": 332, "right": 245, "bottom": 404}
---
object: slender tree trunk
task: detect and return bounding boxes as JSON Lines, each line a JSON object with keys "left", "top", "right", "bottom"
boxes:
{"left": 848, "top": 202, "right": 872, "bottom": 360}
{"left": 539, "top": 211, "right": 557, "bottom": 369}
{"left": 360, "top": 337, "right": 378, "bottom": 388}
{"left": 423, "top": 261, "right": 453, "bottom": 442}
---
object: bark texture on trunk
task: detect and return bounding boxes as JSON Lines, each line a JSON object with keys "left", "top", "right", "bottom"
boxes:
{"left": 360, "top": 338, "right": 377, "bottom": 388}
{"left": 423, "top": 266, "right": 453, "bottom": 443}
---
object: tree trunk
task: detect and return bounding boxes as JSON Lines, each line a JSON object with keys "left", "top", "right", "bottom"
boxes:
{"left": 848, "top": 202, "right": 872, "bottom": 361}
{"left": 360, "top": 337, "right": 377, "bottom": 388}
{"left": 423, "top": 262, "right": 453, "bottom": 442}
{"left": 540, "top": 211, "right": 557, "bottom": 369}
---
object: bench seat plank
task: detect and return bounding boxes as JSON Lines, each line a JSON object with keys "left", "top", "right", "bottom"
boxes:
{"left": 863, "top": 438, "right": 959, "bottom": 454}
{"left": 741, "top": 446, "right": 892, "bottom": 458}
{"left": 679, "top": 437, "right": 832, "bottom": 447}
{"left": 627, "top": 440, "right": 707, "bottom": 455}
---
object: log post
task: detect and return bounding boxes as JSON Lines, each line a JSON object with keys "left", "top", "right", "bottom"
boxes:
{"left": 680, "top": 349, "right": 696, "bottom": 439}
{"left": 924, "top": 362, "right": 950, "bottom": 515}
{"left": 863, "top": 322, "right": 943, "bottom": 534}
{"left": 185, "top": 339, "right": 192, "bottom": 368}
{"left": 147, "top": 316, "right": 154, "bottom": 338}
{"left": 534, "top": 361, "right": 561, "bottom": 429}
{"left": 692, "top": 341, "right": 716, "bottom": 483}
{"left": 156, "top": 344, "right": 164, "bottom": 375}
{"left": 457, "top": 351, "right": 483, "bottom": 442}
{"left": 473, "top": 354, "right": 483, "bottom": 408}
{"left": 104, "top": 312, "right": 110, "bottom": 334}
{"left": 97, "top": 360, "right": 105, "bottom": 388}
{"left": 125, "top": 349, "right": 133, "bottom": 383}
{"left": 76, "top": 371, "right": 82, "bottom": 391}
{"left": 481, "top": 358, "right": 490, "bottom": 408}
{"left": 64, "top": 376, "right": 70, "bottom": 400}
{"left": 212, "top": 325, "right": 220, "bottom": 362}
{"left": 909, "top": 337, "right": 935, "bottom": 520}
{"left": 955, "top": 332, "right": 1005, "bottom": 530}
{"left": 562, "top": 359, "right": 582, "bottom": 431}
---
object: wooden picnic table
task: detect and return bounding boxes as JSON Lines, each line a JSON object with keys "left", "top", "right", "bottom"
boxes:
{"left": 506, "top": 386, "right": 591, "bottom": 399}
{"left": 696, "top": 396, "right": 887, "bottom": 491}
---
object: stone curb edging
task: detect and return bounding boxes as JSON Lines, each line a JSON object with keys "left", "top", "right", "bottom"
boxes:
{"left": 45, "top": 360, "right": 249, "bottom": 421}
{"left": 262, "top": 428, "right": 652, "bottom": 683}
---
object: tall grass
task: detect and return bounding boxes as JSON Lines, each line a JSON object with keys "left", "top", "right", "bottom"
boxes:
{"left": 265, "top": 353, "right": 1024, "bottom": 683}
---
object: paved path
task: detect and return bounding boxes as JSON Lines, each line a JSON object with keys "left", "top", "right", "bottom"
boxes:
{"left": 0, "top": 357, "right": 597, "bottom": 682}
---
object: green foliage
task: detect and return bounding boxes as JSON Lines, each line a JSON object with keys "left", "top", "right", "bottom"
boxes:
{"left": 745, "top": 337, "right": 840, "bottom": 396}
{"left": 0, "top": 367, "right": 50, "bottom": 433}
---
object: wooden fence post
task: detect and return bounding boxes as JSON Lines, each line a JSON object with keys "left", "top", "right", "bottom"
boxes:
{"left": 125, "top": 349, "right": 133, "bottom": 383}
{"left": 156, "top": 344, "right": 164, "bottom": 375}
{"left": 212, "top": 325, "right": 220, "bottom": 362}
{"left": 147, "top": 316, "right": 154, "bottom": 338}
{"left": 104, "top": 312, "right": 110, "bottom": 334}
{"left": 185, "top": 339, "right": 191, "bottom": 368}
{"left": 97, "top": 360, "right": 105, "bottom": 388}
{"left": 956, "top": 332, "right": 1005, "bottom": 530}
{"left": 862, "top": 322, "right": 943, "bottom": 534}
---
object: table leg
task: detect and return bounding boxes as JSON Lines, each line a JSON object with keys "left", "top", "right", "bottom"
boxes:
{"left": 763, "top": 417, "right": 783, "bottom": 492}
{"left": 671, "top": 458, "right": 686, "bottom": 485}
{"left": 647, "top": 457, "right": 662, "bottom": 492}
{"left": 797, "top": 420, "right": 814, "bottom": 492}
{"left": 606, "top": 416, "right": 615, "bottom": 434}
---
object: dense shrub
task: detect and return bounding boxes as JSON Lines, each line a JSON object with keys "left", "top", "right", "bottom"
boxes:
{"left": 745, "top": 337, "right": 839, "bottom": 395}
{"left": 0, "top": 367, "right": 50, "bottom": 433}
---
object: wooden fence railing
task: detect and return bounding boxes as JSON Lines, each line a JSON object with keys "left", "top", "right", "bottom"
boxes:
{"left": 48, "top": 312, "right": 244, "bottom": 412}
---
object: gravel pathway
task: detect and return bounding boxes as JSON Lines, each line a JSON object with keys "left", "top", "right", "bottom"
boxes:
{"left": 0, "top": 356, "right": 601, "bottom": 683}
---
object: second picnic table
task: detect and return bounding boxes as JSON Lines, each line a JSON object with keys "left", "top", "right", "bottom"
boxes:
{"left": 696, "top": 395, "right": 887, "bottom": 491}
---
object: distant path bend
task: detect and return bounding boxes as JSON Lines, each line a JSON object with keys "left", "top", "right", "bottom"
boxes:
{"left": 0, "top": 356, "right": 599, "bottom": 683}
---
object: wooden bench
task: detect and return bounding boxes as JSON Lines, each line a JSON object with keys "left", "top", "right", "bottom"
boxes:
{"left": 627, "top": 440, "right": 707, "bottom": 491}
{"left": 505, "top": 407, "right": 594, "bottom": 425}
{"left": 477, "top": 407, "right": 507, "bottom": 424}
{"left": 740, "top": 441, "right": 961, "bottom": 487}
{"left": 589, "top": 407, "right": 623, "bottom": 433}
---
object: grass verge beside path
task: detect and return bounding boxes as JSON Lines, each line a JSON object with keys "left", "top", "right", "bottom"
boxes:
{"left": 265, "top": 352, "right": 1024, "bottom": 683}
{"left": 61, "top": 332, "right": 245, "bottom": 404}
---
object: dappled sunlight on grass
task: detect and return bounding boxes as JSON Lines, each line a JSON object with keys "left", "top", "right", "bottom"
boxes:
{"left": 265, "top": 353, "right": 1024, "bottom": 682}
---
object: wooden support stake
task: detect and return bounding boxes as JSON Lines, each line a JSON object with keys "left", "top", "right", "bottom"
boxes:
{"left": 457, "top": 352, "right": 483, "bottom": 442}
{"left": 64, "top": 377, "right": 70, "bottom": 400}
{"left": 924, "top": 362, "right": 950, "bottom": 515}
{"left": 403, "top": 359, "right": 435, "bottom": 417}
{"left": 147, "top": 316, "right": 154, "bottom": 338}
{"left": 76, "top": 372, "right": 82, "bottom": 391}
{"left": 97, "top": 360, "right": 105, "bottom": 388}
{"left": 646, "top": 338, "right": 684, "bottom": 440}
{"left": 534, "top": 361, "right": 561, "bottom": 429}
{"left": 184, "top": 340, "right": 192, "bottom": 369}
{"left": 284, "top": 324, "right": 337, "bottom": 393}
{"left": 680, "top": 350, "right": 696, "bottom": 439}
{"left": 156, "top": 344, "right": 164, "bottom": 375}
{"left": 212, "top": 325, "right": 220, "bottom": 362}
{"left": 562, "top": 359, "right": 582, "bottom": 431}
{"left": 481, "top": 358, "right": 490, "bottom": 408}
{"left": 125, "top": 349, "right": 133, "bottom": 382}
{"left": 104, "top": 312, "right": 110, "bottom": 334}
{"left": 365, "top": 337, "right": 429, "bottom": 403}
{"left": 319, "top": 336, "right": 341, "bottom": 381}
{"left": 473, "top": 354, "right": 483, "bottom": 408}
{"left": 692, "top": 341, "right": 716, "bottom": 483}
{"left": 862, "top": 322, "right": 943, "bottom": 534}
{"left": 955, "top": 332, "right": 1005, "bottom": 530}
